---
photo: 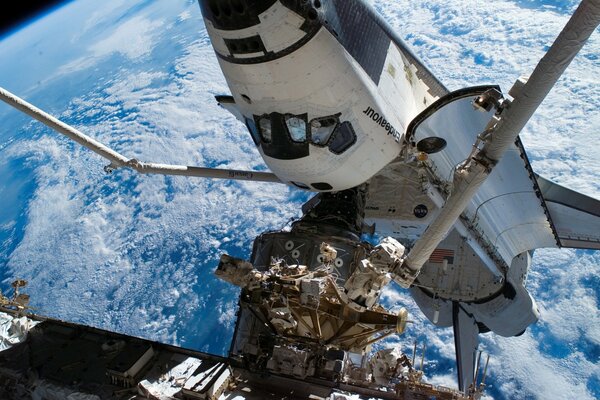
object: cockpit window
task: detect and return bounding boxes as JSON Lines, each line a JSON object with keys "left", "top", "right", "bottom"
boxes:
{"left": 253, "top": 113, "right": 354, "bottom": 156}
{"left": 310, "top": 116, "right": 339, "bottom": 146}
{"left": 252, "top": 112, "right": 309, "bottom": 160}
{"left": 285, "top": 115, "right": 307, "bottom": 143}
{"left": 328, "top": 121, "right": 357, "bottom": 154}
{"left": 258, "top": 115, "right": 272, "bottom": 142}
{"left": 245, "top": 117, "right": 260, "bottom": 146}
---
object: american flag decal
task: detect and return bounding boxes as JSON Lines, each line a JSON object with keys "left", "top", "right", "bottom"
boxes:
{"left": 429, "top": 248, "right": 455, "bottom": 264}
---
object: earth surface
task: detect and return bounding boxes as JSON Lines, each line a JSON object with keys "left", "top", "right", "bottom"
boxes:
{"left": 0, "top": 1, "right": 598, "bottom": 399}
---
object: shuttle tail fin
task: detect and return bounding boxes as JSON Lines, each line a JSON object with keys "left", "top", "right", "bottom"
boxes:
{"left": 452, "top": 302, "right": 479, "bottom": 392}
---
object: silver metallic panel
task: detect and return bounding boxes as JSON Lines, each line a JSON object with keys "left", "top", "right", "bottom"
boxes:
{"left": 416, "top": 230, "right": 504, "bottom": 302}
{"left": 411, "top": 88, "right": 557, "bottom": 264}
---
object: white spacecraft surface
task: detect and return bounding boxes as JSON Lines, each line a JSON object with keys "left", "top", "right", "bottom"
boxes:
{"left": 0, "top": 0, "right": 599, "bottom": 399}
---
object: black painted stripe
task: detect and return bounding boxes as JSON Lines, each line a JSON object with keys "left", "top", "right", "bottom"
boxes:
{"left": 216, "top": 24, "right": 322, "bottom": 64}
{"left": 360, "top": 0, "right": 447, "bottom": 97}
{"left": 323, "top": 0, "right": 391, "bottom": 86}
{"left": 198, "top": 0, "right": 278, "bottom": 31}
{"left": 212, "top": 0, "right": 323, "bottom": 64}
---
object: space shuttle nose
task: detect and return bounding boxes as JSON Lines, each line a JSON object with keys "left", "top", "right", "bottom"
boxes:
{"left": 198, "top": 0, "right": 279, "bottom": 30}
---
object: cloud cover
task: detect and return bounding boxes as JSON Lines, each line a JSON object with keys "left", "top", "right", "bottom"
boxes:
{"left": 0, "top": 0, "right": 598, "bottom": 398}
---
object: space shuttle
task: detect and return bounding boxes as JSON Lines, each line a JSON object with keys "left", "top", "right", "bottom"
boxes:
{"left": 1, "top": 0, "right": 599, "bottom": 396}
{"left": 197, "top": 0, "right": 600, "bottom": 391}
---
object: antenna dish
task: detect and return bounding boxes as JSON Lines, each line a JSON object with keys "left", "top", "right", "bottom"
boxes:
{"left": 416, "top": 137, "right": 447, "bottom": 154}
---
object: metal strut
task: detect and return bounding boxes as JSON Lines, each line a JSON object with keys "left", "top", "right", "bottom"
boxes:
{"left": 0, "top": 86, "right": 283, "bottom": 184}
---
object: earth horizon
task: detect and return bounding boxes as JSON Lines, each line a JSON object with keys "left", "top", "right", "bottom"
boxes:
{"left": 0, "top": 1, "right": 598, "bottom": 399}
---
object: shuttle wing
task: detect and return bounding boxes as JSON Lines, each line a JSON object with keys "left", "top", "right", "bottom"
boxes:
{"left": 537, "top": 175, "right": 600, "bottom": 250}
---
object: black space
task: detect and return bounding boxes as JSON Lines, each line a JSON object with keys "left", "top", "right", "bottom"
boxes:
{"left": 0, "top": 1, "right": 67, "bottom": 37}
